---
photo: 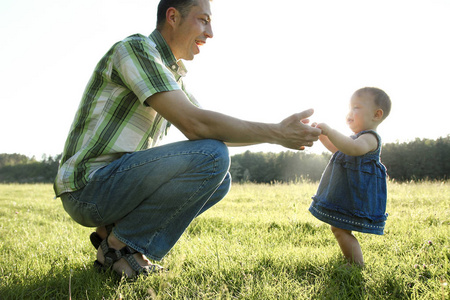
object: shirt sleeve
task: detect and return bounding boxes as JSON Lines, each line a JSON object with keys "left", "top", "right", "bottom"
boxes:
{"left": 112, "top": 37, "right": 181, "bottom": 105}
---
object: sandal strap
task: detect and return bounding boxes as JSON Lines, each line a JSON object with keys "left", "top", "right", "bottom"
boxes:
{"left": 123, "top": 252, "right": 144, "bottom": 273}
{"left": 122, "top": 253, "right": 164, "bottom": 275}
{"left": 98, "top": 237, "right": 164, "bottom": 276}
{"left": 90, "top": 224, "right": 115, "bottom": 250}
{"left": 99, "top": 239, "right": 137, "bottom": 269}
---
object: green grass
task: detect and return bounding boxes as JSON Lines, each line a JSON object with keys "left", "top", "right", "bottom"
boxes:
{"left": 0, "top": 182, "right": 449, "bottom": 299}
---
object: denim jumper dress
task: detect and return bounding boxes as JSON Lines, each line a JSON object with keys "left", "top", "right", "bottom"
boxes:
{"left": 309, "top": 130, "right": 388, "bottom": 235}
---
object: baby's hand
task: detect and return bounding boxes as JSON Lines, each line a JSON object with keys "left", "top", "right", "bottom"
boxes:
{"left": 315, "top": 123, "right": 331, "bottom": 136}
{"left": 311, "top": 122, "right": 325, "bottom": 132}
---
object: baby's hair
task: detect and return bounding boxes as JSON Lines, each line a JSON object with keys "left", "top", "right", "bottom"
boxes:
{"left": 355, "top": 87, "right": 391, "bottom": 120}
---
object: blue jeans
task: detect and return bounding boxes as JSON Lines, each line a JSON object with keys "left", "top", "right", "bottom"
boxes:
{"left": 60, "top": 139, "right": 231, "bottom": 261}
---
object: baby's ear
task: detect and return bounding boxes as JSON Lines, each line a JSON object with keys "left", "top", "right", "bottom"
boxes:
{"left": 374, "top": 109, "right": 384, "bottom": 121}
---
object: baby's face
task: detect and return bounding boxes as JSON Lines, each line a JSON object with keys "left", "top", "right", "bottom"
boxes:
{"left": 346, "top": 94, "right": 378, "bottom": 133}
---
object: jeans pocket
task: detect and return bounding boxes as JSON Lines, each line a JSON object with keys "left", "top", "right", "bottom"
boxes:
{"left": 60, "top": 191, "right": 103, "bottom": 227}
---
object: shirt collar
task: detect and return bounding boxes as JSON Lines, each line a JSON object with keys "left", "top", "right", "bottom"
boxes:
{"left": 149, "top": 30, "right": 187, "bottom": 78}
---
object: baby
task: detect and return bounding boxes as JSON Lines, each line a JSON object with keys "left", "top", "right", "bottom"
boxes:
{"left": 310, "top": 87, "right": 391, "bottom": 266}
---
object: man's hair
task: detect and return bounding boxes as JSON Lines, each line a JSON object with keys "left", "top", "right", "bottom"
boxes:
{"left": 156, "top": 0, "right": 198, "bottom": 29}
{"left": 355, "top": 87, "right": 391, "bottom": 120}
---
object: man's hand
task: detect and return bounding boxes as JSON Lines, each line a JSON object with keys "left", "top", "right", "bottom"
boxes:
{"left": 277, "top": 109, "right": 321, "bottom": 150}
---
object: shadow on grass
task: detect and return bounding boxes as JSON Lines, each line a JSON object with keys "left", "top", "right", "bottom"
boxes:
{"left": 291, "top": 259, "right": 413, "bottom": 299}
{"left": 0, "top": 252, "right": 416, "bottom": 300}
{"left": 161, "top": 254, "right": 369, "bottom": 299}
{"left": 310, "top": 263, "right": 365, "bottom": 299}
{"left": 0, "top": 263, "right": 125, "bottom": 300}
{"left": 252, "top": 255, "right": 367, "bottom": 299}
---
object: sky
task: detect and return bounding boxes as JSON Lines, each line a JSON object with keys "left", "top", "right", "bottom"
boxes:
{"left": 1, "top": 0, "right": 449, "bottom": 159}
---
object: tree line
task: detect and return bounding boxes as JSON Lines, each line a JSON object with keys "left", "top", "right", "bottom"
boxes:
{"left": 0, "top": 136, "right": 448, "bottom": 184}
{"left": 0, "top": 153, "right": 61, "bottom": 183}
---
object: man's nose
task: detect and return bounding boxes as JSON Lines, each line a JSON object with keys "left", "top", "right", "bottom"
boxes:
{"left": 205, "top": 24, "right": 213, "bottom": 39}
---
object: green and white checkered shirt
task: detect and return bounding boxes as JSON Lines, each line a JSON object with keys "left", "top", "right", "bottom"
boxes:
{"left": 54, "top": 30, "right": 199, "bottom": 196}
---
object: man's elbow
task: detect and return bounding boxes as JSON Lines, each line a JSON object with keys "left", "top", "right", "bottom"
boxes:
{"left": 183, "top": 131, "right": 203, "bottom": 141}
{"left": 177, "top": 121, "right": 210, "bottom": 141}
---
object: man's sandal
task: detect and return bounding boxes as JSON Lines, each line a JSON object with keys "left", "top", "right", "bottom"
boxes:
{"left": 94, "top": 238, "right": 164, "bottom": 277}
{"left": 89, "top": 224, "right": 114, "bottom": 249}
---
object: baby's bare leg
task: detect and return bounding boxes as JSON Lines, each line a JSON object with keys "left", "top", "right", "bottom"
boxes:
{"left": 331, "top": 226, "right": 364, "bottom": 266}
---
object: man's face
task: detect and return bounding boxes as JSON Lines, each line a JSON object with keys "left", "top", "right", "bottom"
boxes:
{"left": 172, "top": 0, "right": 213, "bottom": 60}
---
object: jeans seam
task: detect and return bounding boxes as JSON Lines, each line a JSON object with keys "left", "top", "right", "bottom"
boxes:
{"left": 116, "top": 151, "right": 216, "bottom": 174}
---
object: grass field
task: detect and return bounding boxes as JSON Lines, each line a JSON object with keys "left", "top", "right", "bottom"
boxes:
{"left": 0, "top": 182, "right": 449, "bottom": 299}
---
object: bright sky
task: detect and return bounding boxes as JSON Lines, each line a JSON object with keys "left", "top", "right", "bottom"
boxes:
{"left": 1, "top": 0, "right": 449, "bottom": 159}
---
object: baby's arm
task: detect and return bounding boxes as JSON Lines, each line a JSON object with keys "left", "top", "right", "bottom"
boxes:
{"left": 317, "top": 123, "right": 378, "bottom": 156}
{"left": 319, "top": 134, "right": 339, "bottom": 153}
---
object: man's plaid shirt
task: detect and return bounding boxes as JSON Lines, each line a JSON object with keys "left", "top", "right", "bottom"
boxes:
{"left": 54, "top": 30, "right": 199, "bottom": 196}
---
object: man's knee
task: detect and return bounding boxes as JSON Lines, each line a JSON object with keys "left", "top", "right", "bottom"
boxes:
{"left": 214, "top": 140, "right": 230, "bottom": 171}
{"left": 199, "top": 139, "right": 230, "bottom": 174}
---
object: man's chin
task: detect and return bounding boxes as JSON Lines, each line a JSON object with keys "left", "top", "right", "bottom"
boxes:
{"left": 182, "top": 51, "right": 196, "bottom": 61}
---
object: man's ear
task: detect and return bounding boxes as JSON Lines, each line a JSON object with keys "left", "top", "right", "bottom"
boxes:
{"left": 374, "top": 109, "right": 384, "bottom": 121}
{"left": 166, "top": 7, "right": 180, "bottom": 28}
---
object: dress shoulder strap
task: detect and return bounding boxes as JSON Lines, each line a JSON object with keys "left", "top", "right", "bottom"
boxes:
{"left": 357, "top": 130, "right": 382, "bottom": 154}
